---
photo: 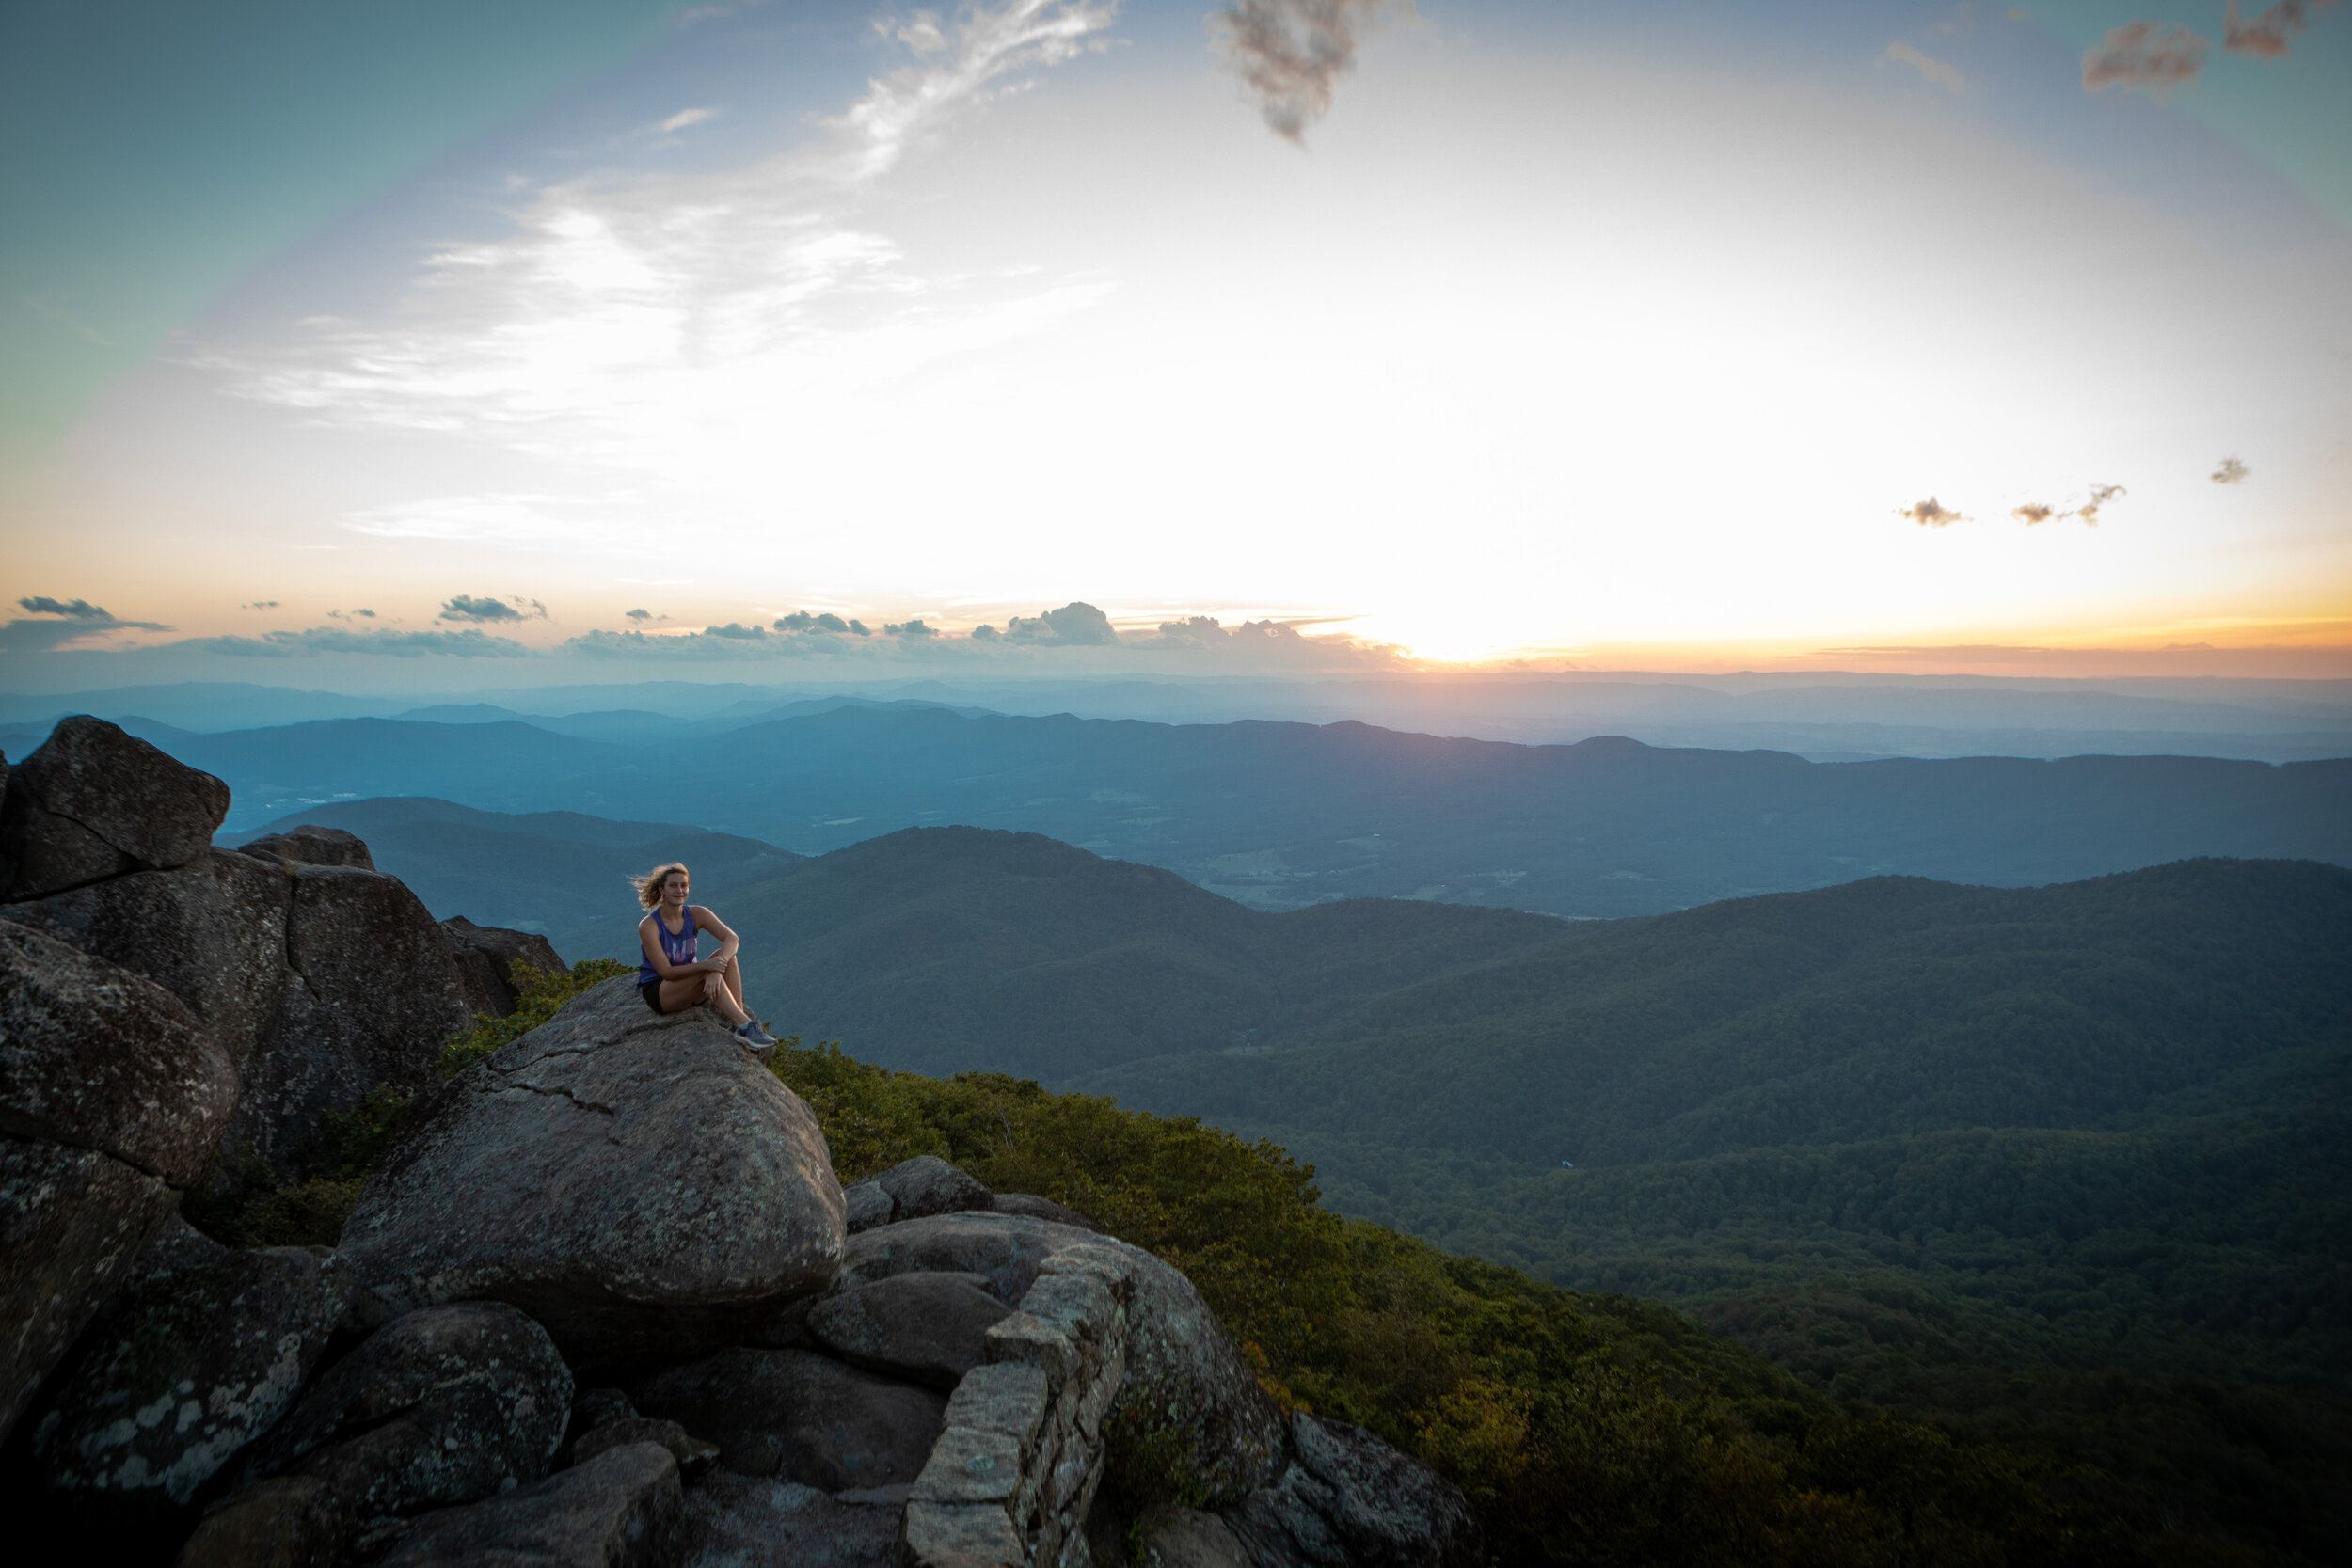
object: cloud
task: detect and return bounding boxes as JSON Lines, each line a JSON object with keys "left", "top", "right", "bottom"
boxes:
{"left": 2224, "top": 0, "right": 2340, "bottom": 56}
{"left": 2211, "top": 456, "right": 2250, "bottom": 483}
{"left": 2011, "top": 502, "right": 2058, "bottom": 525}
{"left": 240, "top": 599, "right": 280, "bottom": 610}
{"left": 1215, "top": 0, "right": 1395, "bottom": 142}
{"left": 1001, "top": 600, "right": 1120, "bottom": 643}
{"left": 1881, "top": 41, "right": 1964, "bottom": 92}
{"left": 886, "top": 618, "right": 940, "bottom": 637}
{"left": 0, "top": 598, "right": 171, "bottom": 654}
{"left": 212, "top": 0, "right": 1118, "bottom": 486}
{"left": 2082, "top": 22, "right": 2210, "bottom": 92}
{"left": 1899, "top": 497, "right": 1966, "bottom": 526}
{"left": 326, "top": 607, "right": 378, "bottom": 620}
{"left": 17, "top": 595, "right": 112, "bottom": 619}
{"left": 626, "top": 607, "right": 657, "bottom": 621}
{"left": 659, "top": 106, "right": 718, "bottom": 133}
{"left": 169, "top": 627, "right": 530, "bottom": 657}
{"left": 2075, "top": 483, "right": 2126, "bottom": 524}
{"left": 438, "top": 594, "right": 548, "bottom": 623}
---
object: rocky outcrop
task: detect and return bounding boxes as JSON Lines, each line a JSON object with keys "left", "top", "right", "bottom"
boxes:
{"left": 0, "top": 717, "right": 230, "bottom": 900}
{"left": 806, "top": 1270, "right": 1011, "bottom": 1390}
{"left": 0, "top": 721, "right": 468, "bottom": 1168}
{"left": 684, "top": 1471, "right": 907, "bottom": 1568}
{"left": 992, "top": 1193, "right": 1105, "bottom": 1232}
{"left": 634, "top": 1347, "right": 946, "bottom": 1492}
{"left": 0, "top": 919, "right": 237, "bottom": 1441}
{"left": 574, "top": 1416, "right": 720, "bottom": 1480}
{"left": 340, "top": 976, "right": 844, "bottom": 1361}
{"left": 377, "top": 1441, "right": 687, "bottom": 1567}
{"left": 182, "top": 1302, "right": 571, "bottom": 1567}
{"left": 836, "top": 1212, "right": 1287, "bottom": 1504}
{"left": 1225, "top": 1414, "right": 1482, "bottom": 1568}
{"left": 234, "top": 825, "right": 373, "bottom": 871}
{"left": 30, "top": 1214, "right": 350, "bottom": 1516}
{"left": 441, "top": 915, "right": 564, "bottom": 1019}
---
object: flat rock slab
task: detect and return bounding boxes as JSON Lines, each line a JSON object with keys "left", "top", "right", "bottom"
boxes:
{"left": 380, "top": 1440, "right": 686, "bottom": 1567}
{"left": 635, "top": 1347, "right": 945, "bottom": 1494}
{"left": 341, "top": 977, "right": 845, "bottom": 1361}
{"left": 683, "top": 1471, "right": 906, "bottom": 1568}
{"left": 33, "top": 1214, "right": 350, "bottom": 1513}
{"left": 806, "top": 1271, "right": 1010, "bottom": 1390}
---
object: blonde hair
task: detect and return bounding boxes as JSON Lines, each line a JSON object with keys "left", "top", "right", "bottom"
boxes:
{"left": 631, "top": 863, "right": 691, "bottom": 909}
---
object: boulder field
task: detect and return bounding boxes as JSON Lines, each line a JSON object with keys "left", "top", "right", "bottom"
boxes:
{"left": 0, "top": 718, "right": 1475, "bottom": 1566}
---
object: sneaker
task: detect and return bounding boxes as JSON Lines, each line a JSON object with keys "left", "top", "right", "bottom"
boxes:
{"left": 736, "top": 1020, "right": 779, "bottom": 1050}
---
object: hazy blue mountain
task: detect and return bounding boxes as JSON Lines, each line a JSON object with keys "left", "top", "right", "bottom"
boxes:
{"left": 242, "top": 797, "right": 799, "bottom": 937}
{"left": 107, "top": 705, "right": 2352, "bottom": 916}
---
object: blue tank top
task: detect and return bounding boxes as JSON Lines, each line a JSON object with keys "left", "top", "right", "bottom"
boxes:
{"left": 639, "top": 906, "right": 698, "bottom": 985}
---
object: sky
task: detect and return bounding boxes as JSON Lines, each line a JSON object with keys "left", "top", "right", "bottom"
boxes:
{"left": 2, "top": 0, "right": 2347, "bottom": 689}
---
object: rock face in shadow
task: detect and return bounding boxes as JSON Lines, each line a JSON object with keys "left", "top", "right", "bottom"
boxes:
{"left": 182, "top": 1302, "right": 572, "bottom": 1568}
{"left": 836, "top": 1211, "right": 1286, "bottom": 1502}
{"left": 340, "top": 976, "right": 845, "bottom": 1361}
{"left": 0, "top": 918, "right": 236, "bottom": 1441}
{"left": 234, "top": 825, "right": 374, "bottom": 871}
{"left": 442, "top": 915, "right": 564, "bottom": 1020}
{"left": 0, "top": 717, "right": 230, "bottom": 901}
{"left": 378, "top": 1441, "right": 686, "bottom": 1568}
{"left": 1225, "top": 1413, "right": 1482, "bottom": 1568}
{"left": 634, "top": 1347, "right": 946, "bottom": 1493}
{"left": 805, "top": 1271, "right": 1010, "bottom": 1391}
{"left": 31, "top": 1214, "right": 351, "bottom": 1517}
{"left": 7, "top": 847, "right": 468, "bottom": 1168}
{"left": 684, "top": 1471, "right": 906, "bottom": 1568}
{"left": 0, "top": 723, "right": 468, "bottom": 1170}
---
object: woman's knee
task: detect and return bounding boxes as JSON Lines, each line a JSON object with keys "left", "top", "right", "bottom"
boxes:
{"left": 702, "top": 972, "right": 726, "bottom": 995}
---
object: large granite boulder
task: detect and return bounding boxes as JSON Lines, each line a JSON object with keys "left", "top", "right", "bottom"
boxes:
{"left": 4, "top": 839, "right": 467, "bottom": 1167}
{"left": 806, "top": 1270, "right": 1010, "bottom": 1391}
{"left": 683, "top": 1471, "right": 906, "bottom": 1568}
{"left": 634, "top": 1346, "right": 946, "bottom": 1492}
{"left": 1225, "top": 1413, "right": 1482, "bottom": 1568}
{"left": 30, "top": 1214, "right": 350, "bottom": 1517}
{"left": 182, "top": 1302, "right": 571, "bottom": 1567}
{"left": 0, "top": 717, "right": 230, "bottom": 901}
{"left": 0, "top": 919, "right": 237, "bottom": 1441}
{"left": 836, "top": 1211, "right": 1286, "bottom": 1501}
{"left": 378, "top": 1441, "right": 687, "bottom": 1568}
{"left": 441, "top": 915, "right": 564, "bottom": 1020}
{"left": 234, "top": 824, "right": 374, "bottom": 870}
{"left": 340, "top": 976, "right": 846, "bottom": 1361}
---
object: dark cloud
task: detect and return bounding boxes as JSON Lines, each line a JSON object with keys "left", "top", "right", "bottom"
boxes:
{"left": 2011, "top": 503, "right": 2058, "bottom": 525}
{"left": 564, "top": 627, "right": 824, "bottom": 660}
{"left": 17, "top": 596, "right": 111, "bottom": 619}
{"left": 241, "top": 600, "right": 279, "bottom": 610}
{"left": 176, "top": 627, "right": 529, "bottom": 657}
{"left": 437, "top": 594, "right": 548, "bottom": 624}
{"left": 626, "top": 608, "right": 655, "bottom": 621}
{"left": 706, "top": 622, "right": 769, "bottom": 640}
{"left": 326, "top": 608, "right": 378, "bottom": 620}
{"left": 1899, "top": 498, "right": 1966, "bottom": 527}
{"left": 2211, "top": 456, "right": 2250, "bottom": 484}
{"left": 2076, "top": 483, "right": 2126, "bottom": 525}
{"left": 2082, "top": 21, "right": 2211, "bottom": 91}
{"left": 970, "top": 623, "right": 1001, "bottom": 641}
{"left": 0, "top": 598, "right": 170, "bottom": 654}
{"left": 885, "top": 619, "right": 939, "bottom": 638}
{"left": 771, "top": 611, "right": 868, "bottom": 636}
{"left": 2225, "top": 0, "right": 2339, "bottom": 56}
{"left": 1003, "top": 602, "right": 1120, "bottom": 644}
{"left": 1215, "top": 0, "right": 1393, "bottom": 142}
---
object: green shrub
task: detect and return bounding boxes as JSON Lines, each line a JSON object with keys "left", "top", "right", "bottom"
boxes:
{"left": 438, "top": 957, "right": 633, "bottom": 1077}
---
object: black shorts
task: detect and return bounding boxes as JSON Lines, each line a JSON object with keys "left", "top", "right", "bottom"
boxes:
{"left": 639, "top": 978, "right": 668, "bottom": 1014}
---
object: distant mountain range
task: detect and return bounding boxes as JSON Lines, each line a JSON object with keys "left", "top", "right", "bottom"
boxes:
{"left": 243, "top": 805, "right": 2351, "bottom": 1396}
{"left": 61, "top": 705, "right": 2352, "bottom": 918}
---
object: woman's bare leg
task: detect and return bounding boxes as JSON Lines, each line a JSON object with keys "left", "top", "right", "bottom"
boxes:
{"left": 716, "top": 954, "right": 746, "bottom": 1011}
{"left": 701, "top": 969, "right": 751, "bottom": 1026}
{"left": 657, "top": 973, "right": 749, "bottom": 1026}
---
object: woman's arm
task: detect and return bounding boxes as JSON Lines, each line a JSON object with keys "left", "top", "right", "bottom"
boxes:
{"left": 690, "top": 907, "right": 740, "bottom": 967}
{"left": 639, "top": 914, "right": 700, "bottom": 980}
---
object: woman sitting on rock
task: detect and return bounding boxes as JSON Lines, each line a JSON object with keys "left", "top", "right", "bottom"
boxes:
{"left": 632, "top": 862, "right": 779, "bottom": 1049}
